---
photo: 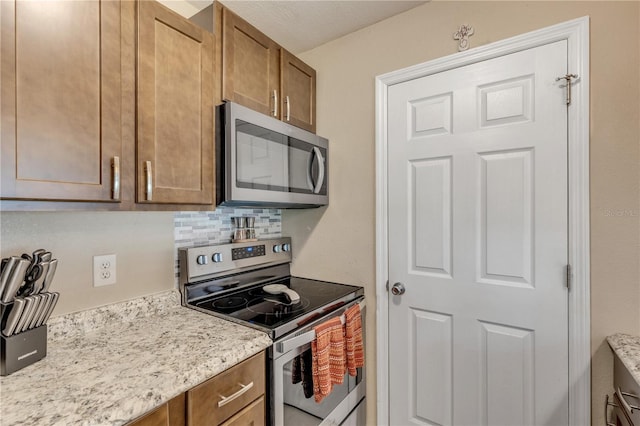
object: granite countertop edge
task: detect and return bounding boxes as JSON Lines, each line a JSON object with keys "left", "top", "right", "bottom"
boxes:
{"left": 607, "top": 333, "right": 640, "bottom": 386}
{"left": 0, "top": 290, "right": 272, "bottom": 426}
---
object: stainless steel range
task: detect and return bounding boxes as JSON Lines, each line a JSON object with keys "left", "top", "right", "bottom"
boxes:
{"left": 179, "top": 237, "right": 366, "bottom": 426}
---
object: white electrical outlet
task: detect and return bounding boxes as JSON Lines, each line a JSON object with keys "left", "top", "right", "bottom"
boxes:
{"left": 93, "top": 254, "right": 117, "bottom": 287}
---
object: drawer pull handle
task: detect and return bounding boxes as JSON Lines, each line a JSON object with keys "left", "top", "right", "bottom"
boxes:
{"left": 617, "top": 387, "right": 640, "bottom": 413}
{"left": 218, "top": 382, "right": 254, "bottom": 407}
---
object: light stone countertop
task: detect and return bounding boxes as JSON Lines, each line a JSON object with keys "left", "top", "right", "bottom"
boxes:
{"left": 0, "top": 291, "right": 272, "bottom": 426}
{"left": 607, "top": 333, "right": 640, "bottom": 386}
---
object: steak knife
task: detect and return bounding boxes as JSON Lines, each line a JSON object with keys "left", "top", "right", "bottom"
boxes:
{"left": 14, "top": 295, "right": 36, "bottom": 333}
{"left": 34, "top": 293, "right": 53, "bottom": 328}
{"left": 26, "top": 294, "right": 45, "bottom": 329}
{"left": 41, "top": 292, "right": 59, "bottom": 325}
{"left": 2, "top": 298, "right": 25, "bottom": 336}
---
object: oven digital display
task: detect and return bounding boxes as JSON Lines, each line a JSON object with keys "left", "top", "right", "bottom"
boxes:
{"left": 232, "top": 245, "right": 266, "bottom": 260}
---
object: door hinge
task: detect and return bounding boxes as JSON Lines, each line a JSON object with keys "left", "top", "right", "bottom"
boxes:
{"left": 566, "top": 264, "right": 572, "bottom": 290}
{"left": 556, "top": 74, "right": 578, "bottom": 105}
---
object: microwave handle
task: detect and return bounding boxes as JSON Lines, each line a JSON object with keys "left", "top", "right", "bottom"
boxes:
{"left": 306, "top": 147, "right": 325, "bottom": 194}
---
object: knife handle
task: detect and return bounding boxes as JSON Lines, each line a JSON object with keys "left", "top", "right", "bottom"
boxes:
{"left": 1, "top": 259, "right": 30, "bottom": 303}
{"left": 41, "top": 292, "right": 59, "bottom": 325}
{"left": 2, "top": 298, "right": 25, "bottom": 336}
{"left": 42, "top": 259, "right": 58, "bottom": 292}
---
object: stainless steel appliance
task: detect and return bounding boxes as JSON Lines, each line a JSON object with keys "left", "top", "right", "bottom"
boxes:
{"left": 216, "top": 102, "right": 328, "bottom": 208}
{"left": 606, "top": 354, "right": 640, "bottom": 426}
{"left": 179, "top": 238, "right": 365, "bottom": 426}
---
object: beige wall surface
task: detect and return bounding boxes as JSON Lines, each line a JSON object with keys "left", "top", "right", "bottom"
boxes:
{"left": 0, "top": 212, "right": 176, "bottom": 315}
{"left": 284, "top": 2, "right": 640, "bottom": 425}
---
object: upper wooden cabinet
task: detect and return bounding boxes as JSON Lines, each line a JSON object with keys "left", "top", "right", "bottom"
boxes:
{"left": 281, "top": 50, "right": 317, "bottom": 133}
{"left": 1, "top": 0, "right": 126, "bottom": 202}
{"left": 221, "top": 7, "right": 280, "bottom": 119}
{"left": 137, "top": 1, "right": 215, "bottom": 205}
{"left": 220, "top": 6, "right": 316, "bottom": 133}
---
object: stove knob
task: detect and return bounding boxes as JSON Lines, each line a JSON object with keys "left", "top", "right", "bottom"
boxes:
{"left": 212, "top": 253, "right": 223, "bottom": 263}
{"left": 282, "top": 243, "right": 291, "bottom": 252}
{"left": 196, "top": 255, "right": 208, "bottom": 265}
{"left": 273, "top": 245, "right": 282, "bottom": 253}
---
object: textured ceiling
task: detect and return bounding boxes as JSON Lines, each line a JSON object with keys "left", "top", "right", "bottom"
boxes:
{"left": 159, "top": 0, "right": 428, "bottom": 54}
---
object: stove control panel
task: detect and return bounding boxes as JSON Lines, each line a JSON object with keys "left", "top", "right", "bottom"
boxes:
{"left": 232, "top": 244, "right": 266, "bottom": 260}
{"left": 179, "top": 237, "right": 292, "bottom": 286}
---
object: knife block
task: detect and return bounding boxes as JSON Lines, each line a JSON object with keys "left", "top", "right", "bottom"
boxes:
{"left": 0, "top": 301, "right": 47, "bottom": 376}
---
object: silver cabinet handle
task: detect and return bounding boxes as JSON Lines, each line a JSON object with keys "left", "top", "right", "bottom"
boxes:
{"left": 111, "top": 156, "right": 120, "bottom": 200}
{"left": 285, "top": 95, "right": 291, "bottom": 122}
{"left": 391, "top": 282, "right": 405, "bottom": 296}
{"left": 218, "top": 382, "right": 253, "bottom": 408}
{"left": 144, "top": 161, "right": 153, "bottom": 201}
{"left": 617, "top": 387, "right": 640, "bottom": 413}
{"left": 272, "top": 90, "right": 278, "bottom": 117}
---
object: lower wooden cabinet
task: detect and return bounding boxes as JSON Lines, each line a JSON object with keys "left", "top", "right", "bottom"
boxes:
{"left": 129, "top": 394, "right": 186, "bottom": 426}
{"left": 187, "top": 351, "right": 265, "bottom": 426}
{"left": 127, "top": 352, "right": 265, "bottom": 426}
{"left": 220, "top": 397, "right": 265, "bottom": 426}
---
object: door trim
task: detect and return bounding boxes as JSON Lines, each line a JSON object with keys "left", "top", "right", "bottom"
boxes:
{"left": 374, "top": 17, "right": 590, "bottom": 426}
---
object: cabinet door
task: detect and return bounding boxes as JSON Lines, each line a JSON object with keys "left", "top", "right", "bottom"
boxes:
{"left": 137, "top": 1, "right": 214, "bottom": 204}
{"left": 281, "top": 50, "right": 316, "bottom": 133}
{"left": 128, "top": 394, "right": 185, "bottom": 426}
{"left": 222, "top": 8, "right": 280, "bottom": 118}
{"left": 1, "top": 0, "right": 124, "bottom": 201}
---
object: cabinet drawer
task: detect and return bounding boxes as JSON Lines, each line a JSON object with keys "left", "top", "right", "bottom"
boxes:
{"left": 220, "top": 396, "right": 265, "bottom": 426}
{"left": 187, "top": 352, "right": 265, "bottom": 425}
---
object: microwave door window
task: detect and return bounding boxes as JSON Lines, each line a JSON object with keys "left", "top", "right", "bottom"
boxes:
{"left": 235, "top": 120, "right": 289, "bottom": 191}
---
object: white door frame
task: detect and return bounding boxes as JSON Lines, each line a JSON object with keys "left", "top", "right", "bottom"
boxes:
{"left": 375, "top": 17, "right": 590, "bottom": 426}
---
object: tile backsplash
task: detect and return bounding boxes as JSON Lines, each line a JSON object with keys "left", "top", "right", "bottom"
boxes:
{"left": 173, "top": 208, "right": 282, "bottom": 284}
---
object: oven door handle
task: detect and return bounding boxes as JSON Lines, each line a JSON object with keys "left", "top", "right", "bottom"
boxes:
{"left": 275, "top": 299, "right": 365, "bottom": 354}
{"left": 276, "top": 329, "right": 316, "bottom": 354}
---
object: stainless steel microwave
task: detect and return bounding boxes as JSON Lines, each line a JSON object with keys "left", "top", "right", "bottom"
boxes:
{"left": 216, "top": 102, "right": 328, "bottom": 208}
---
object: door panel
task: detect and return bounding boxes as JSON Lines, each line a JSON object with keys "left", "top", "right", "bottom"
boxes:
{"left": 388, "top": 41, "right": 569, "bottom": 425}
{"left": 479, "top": 149, "right": 533, "bottom": 286}
{"left": 1, "top": 0, "right": 123, "bottom": 201}
{"left": 410, "top": 157, "right": 452, "bottom": 276}
{"left": 137, "top": 0, "right": 214, "bottom": 204}
{"left": 410, "top": 309, "right": 453, "bottom": 426}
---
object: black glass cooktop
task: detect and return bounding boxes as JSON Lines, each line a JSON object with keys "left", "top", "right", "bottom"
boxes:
{"left": 193, "top": 276, "right": 362, "bottom": 334}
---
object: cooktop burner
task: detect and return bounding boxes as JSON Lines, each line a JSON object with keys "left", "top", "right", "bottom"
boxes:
{"left": 193, "top": 276, "right": 361, "bottom": 334}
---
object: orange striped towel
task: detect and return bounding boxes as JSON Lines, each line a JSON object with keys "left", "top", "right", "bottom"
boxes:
{"left": 312, "top": 316, "right": 345, "bottom": 403}
{"left": 345, "top": 304, "right": 364, "bottom": 376}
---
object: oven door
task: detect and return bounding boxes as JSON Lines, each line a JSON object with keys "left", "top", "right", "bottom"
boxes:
{"left": 271, "top": 298, "right": 366, "bottom": 426}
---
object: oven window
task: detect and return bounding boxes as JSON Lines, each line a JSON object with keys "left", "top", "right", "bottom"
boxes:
{"left": 282, "top": 347, "right": 362, "bottom": 425}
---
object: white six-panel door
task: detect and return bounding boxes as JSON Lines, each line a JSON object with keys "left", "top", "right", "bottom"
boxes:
{"left": 388, "top": 40, "right": 569, "bottom": 425}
